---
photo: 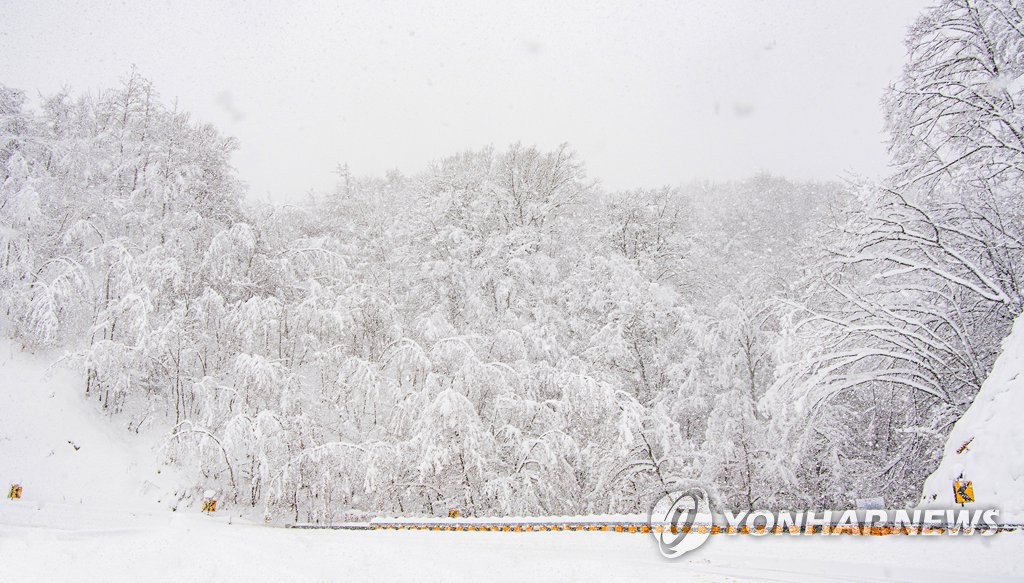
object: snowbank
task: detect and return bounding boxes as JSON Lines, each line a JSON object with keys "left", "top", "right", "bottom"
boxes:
{"left": 0, "top": 337, "right": 184, "bottom": 513}
{"left": 920, "top": 311, "right": 1024, "bottom": 522}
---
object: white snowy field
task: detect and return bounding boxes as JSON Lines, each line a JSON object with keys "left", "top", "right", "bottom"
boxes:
{"left": 2, "top": 335, "right": 1024, "bottom": 582}
{"left": 2, "top": 502, "right": 1023, "bottom": 582}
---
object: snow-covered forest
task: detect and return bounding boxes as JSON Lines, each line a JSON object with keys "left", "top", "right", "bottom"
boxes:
{"left": 1, "top": 0, "right": 1021, "bottom": 523}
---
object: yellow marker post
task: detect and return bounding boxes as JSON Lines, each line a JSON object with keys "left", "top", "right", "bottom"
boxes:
{"left": 954, "top": 481, "right": 975, "bottom": 505}
{"left": 202, "top": 499, "right": 218, "bottom": 513}
{"left": 448, "top": 509, "right": 460, "bottom": 519}
{"left": 8, "top": 484, "right": 22, "bottom": 500}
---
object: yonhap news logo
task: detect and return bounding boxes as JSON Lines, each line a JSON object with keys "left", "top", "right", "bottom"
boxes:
{"left": 648, "top": 486, "right": 1001, "bottom": 560}
{"left": 648, "top": 487, "right": 713, "bottom": 559}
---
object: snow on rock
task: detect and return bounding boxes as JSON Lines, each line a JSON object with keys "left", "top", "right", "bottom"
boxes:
{"left": 920, "top": 311, "right": 1024, "bottom": 522}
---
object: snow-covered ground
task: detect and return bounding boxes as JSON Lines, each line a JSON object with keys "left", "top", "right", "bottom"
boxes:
{"left": 921, "top": 312, "right": 1024, "bottom": 522}
{"left": 0, "top": 337, "right": 189, "bottom": 512}
{"left": 2, "top": 504, "right": 1023, "bottom": 582}
{"left": 2, "top": 337, "right": 1023, "bottom": 582}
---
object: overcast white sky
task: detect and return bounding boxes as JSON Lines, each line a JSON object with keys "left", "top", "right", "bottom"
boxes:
{"left": 1, "top": 0, "right": 933, "bottom": 200}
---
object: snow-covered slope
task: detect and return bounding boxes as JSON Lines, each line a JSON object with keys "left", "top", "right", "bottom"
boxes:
{"left": 920, "top": 311, "right": 1024, "bottom": 522}
{"left": 0, "top": 336, "right": 184, "bottom": 515}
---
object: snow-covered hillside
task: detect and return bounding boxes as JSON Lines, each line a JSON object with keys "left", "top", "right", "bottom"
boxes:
{"left": 921, "top": 312, "right": 1024, "bottom": 522}
{"left": 0, "top": 336, "right": 185, "bottom": 515}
